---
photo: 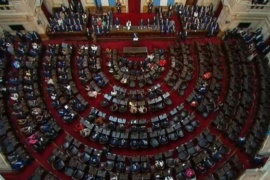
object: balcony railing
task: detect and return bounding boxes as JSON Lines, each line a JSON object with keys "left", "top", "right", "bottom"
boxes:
{"left": 0, "top": 5, "right": 15, "bottom": 11}
{"left": 246, "top": 3, "right": 270, "bottom": 12}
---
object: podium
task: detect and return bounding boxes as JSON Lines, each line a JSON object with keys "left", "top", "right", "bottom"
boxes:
{"left": 132, "top": 33, "right": 139, "bottom": 46}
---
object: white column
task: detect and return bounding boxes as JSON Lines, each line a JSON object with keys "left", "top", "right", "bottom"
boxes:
{"left": 217, "top": 7, "right": 231, "bottom": 31}
{"left": 80, "top": 0, "right": 87, "bottom": 11}
{"left": 63, "top": 0, "right": 69, "bottom": 7}
{"left": 141, "top": 0, "right": 148, "bottom": 13}
{"left": 123, "top": 0, "right": 128, "bottom": 13}
{"left": 196, "top": 0, "right": 204, "bottom": 6}
{"left": 44, "top": 0, "right": 54, "bottom": 14}
{"left": 35, "top": 7, "right": 49, "bottom": 34}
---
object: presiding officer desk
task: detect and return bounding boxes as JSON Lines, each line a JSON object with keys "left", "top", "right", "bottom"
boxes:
{"left": 123, "top": 47, "right": 148, "bottom": 57}
{"left": 110, "top": 25, "right": 160, "bottom": 35}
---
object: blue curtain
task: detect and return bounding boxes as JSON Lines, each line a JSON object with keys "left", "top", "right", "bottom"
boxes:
{"left": 167, "top": 0, "right": 174, "bottom": 6}
{"left": 108, "top": 0, "right": 115, "bottom": 6}
{"left": 154, "top": 0, "right": 160, "bottom": 6}
{"left": 96, "top": 0, "right": 102, "bottom": 6}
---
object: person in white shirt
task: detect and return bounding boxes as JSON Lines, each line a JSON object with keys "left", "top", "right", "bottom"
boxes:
{"left": 57, "top": 18, "right": 63, "bottom": 26}
{"left": 194, "top": 11, "right": 198, "bottom": 17}
{"left": 147, "top": 53, "right": 154, "bottom": 61}
{"left": 91, "top": 44, "right": 98, "bottom": 51}
{"left": 10, "top": 93, "right": 19, "bottom": 101}
{"left": 138, "top": 106, "right": 147, "bottom": 114}
{"left": 111, "top": 88, "right": 117, "bottom": 96}
{"left": 80, "top": 128, "right": 91, "bottom": 137}
{"left": 126, "top": 20, "right": 132, "bottom": 30}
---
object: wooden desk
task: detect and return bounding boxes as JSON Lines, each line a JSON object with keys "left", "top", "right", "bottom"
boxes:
{"left": 88, "top": 6, "right": 127, "bottom": 13}
{"left": 123, "top": 47, "right": 148, "bottom": 57}
{"left": 47, "top": 29, "right": 87, "bottom": 40}
{"left": 110, "top": 26, "right": 160, "bottom": 35}
{"left": 186, "top": 30, "right": 219, "bottom": 38}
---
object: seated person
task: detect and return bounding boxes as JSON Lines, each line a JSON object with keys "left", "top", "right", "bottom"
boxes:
{"left": 110, "top": 103, "right": 118, "bottom": 112}
{"left": 32, "top": 107, "right": 42, "bottom": 115}
{"left": 131, "top": 162, "right": 141, "bottom": 173}
{"left": 185, "top": 168, "right": 196, "bottom": 179}
{"left": 93, "top": 73, "right": 102, "bottom": 81}
{"left": 198, "top": 84, "right": 208, "bottom": 95}
{"left": 10, "top": 93, "right": 19, "bottom": 101}
{"left": 196, "top": 163, "right": 206, "bottom": 173}
{"left": 137, "top": 93, "right": 145, "bottom": 101}
{"left": 36, "top": 115, "right": 45, "bottom": 124}
{"left": 58, "top": 75, "right": 68, "bottom": 82}
{"left": 21, "top": 126, "right": 34, "bottom": 135}
{"left": 97, "top": 79, "right": 106, "bottom": 87}
{"left": 17, "top": 118, "right": 27, "bottom": 126}
{"left": 95, "top": 116, "right": 104, "bottom": 125}
{"left": 106, "top": 48, "right": 112, "bottom": 57}
{"left": 159, "top": 58, "right": 167, "bottom": 67}
{"left": 88, "top": 90, "right": 100, "bottom": 98}
{"left": 90, "top": 155, "right": 100, "bottom": 166}
{"left": 247, "top": 52, "right": 257, "bottom": 62}
{"left": 32, "top": 43, "right": 39, "bottom": 50}
{"left": 190, "top": 100, "right": 199, "bottom": 107}
{"left": 203, "top": 72, "right": 212, "bottom": 80}
{"left": 40, "top": 122, "right": 52, "bottom": 133}
{"left": 138, "top": 106, "right": 147, "bottom": 114}
{"left": 27, "top": 134, "right": 39, "bottom": 145}
{"left": 58, "top": 108, "right": 69, "bottom": 117}
{"left": 111, "top": 88, "right": 117, "bottom": 96}
{"left": 130, "top": 105, "right": 138, "bottom": 114}
{"left": 120, "top": 77, "right": 128, "bottom": 84}
{"left": 155, "top": 160, "right": 164, "bottom": 170}
{"left": 80, "top": 128, "right": 91, "bottom": 137}
{"left": 147, "top": 54, "right": 154, "bottom": 61}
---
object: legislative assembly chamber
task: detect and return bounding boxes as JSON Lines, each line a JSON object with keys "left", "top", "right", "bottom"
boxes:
{"left": 1, "top": 0, "right": 270, "bottom": 179}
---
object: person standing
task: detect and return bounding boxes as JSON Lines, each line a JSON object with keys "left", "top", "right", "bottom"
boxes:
{"left": 91, "top": 32, "right": 96, "bottom": 44}
{"left": 126, "top": 20, "right": 132, "bottom": 30}
{"left": 116, "top": 0, "right": 121, "bottom": 13}
{"left": 181, "top": 28, "right": 188, "bottom": 40}
{"left": 148, "top": 0, "right": 154, "bottom": 13}
{"left": 6, "top": 42, "right": 14, "bottom": 55}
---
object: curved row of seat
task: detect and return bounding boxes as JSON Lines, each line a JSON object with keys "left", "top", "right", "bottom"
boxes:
{"left": 1, "top": 32, "right": 269, "bottom": 180}
{"left": 7, "top": 41, "right": 63, "bottom": 154}
{"left": 0, "top": 54, "right": 34, "bottom": 171}
{"left": 40, "top": 41, "right": 228, "bottom": 150}
{"left": 47, "top": 127, "right": 231, "bottom": 179}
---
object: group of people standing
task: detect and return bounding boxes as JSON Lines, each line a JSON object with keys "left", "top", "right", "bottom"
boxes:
{"left": 48, "top": 2, "right": 87, "bottom": 33}
{"left": 91, "top": 11, "right": 112, "bottom": 35}
{"left": 178, "top": 3, "right": 219, "bottom": 37}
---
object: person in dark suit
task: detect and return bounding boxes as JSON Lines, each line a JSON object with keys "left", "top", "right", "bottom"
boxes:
{"left": 132, "top": 33, "right": 138, "bottom": 41}
{"left": 16, "top": 31, "right": 24, "bottom": 41}
{"left": 140, "top": 19, "right": 144, "bottom": 29}
{"left": 116, "top": 0, "right": 121, "bottom": 13}
{"left": 181, "top": 28, "right": 188, "bottom": 40}
{"left": 158, "top": 6, "right": 162, "bottom": 13}
{"left": 148, "top": 0, "right": 154, "bottom": 13}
